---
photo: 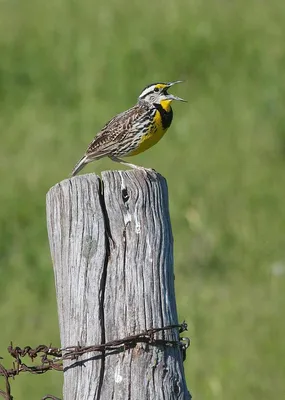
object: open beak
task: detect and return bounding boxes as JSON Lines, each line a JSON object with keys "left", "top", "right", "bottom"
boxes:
{"left": 166, "top": 80, "right": 187, "bottom": 102}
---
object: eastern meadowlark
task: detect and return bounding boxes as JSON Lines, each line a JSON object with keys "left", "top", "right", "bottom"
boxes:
{"left": 71, "top": 81, "right": 185, "bottom": 176}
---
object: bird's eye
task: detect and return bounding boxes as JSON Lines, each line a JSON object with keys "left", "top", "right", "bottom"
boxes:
{"left": 154, "top": 87, "right": 159, "bottom": 92}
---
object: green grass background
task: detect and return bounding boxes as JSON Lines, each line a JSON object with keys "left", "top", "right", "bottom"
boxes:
{"left": 1, "top": 0, "right": 285, "bottom": 398}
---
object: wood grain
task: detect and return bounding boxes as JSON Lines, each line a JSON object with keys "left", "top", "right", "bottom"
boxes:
{"left": 46, "top": 170, "right": 190, "bottom": 399}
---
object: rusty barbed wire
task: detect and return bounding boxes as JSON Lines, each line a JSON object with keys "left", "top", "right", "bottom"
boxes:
{"left": 0, "top": 359, "right": 12, "bottom": 400}
{"left": 0, "top": 322, "right": 189, "bottom": 400}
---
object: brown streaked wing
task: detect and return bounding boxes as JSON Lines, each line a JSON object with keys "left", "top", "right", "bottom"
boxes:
{"left": 85, "top": 104, "right": 149, "bottom": 158}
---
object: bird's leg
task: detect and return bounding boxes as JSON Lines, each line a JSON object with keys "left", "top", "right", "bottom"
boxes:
{"left": 109, "top": 156, "right": 155, "bottom": 172}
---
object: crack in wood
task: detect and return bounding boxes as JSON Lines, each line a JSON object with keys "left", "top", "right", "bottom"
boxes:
{"left": 97, "top": 177, "right": 110, "bottom": 400}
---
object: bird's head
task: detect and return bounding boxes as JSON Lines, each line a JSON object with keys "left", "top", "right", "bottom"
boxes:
{"left": 138, "top": 81, "right": 186, "bottom": 110}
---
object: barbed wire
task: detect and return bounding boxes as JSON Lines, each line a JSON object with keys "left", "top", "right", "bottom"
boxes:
{"left": 0, "top": 322, "right": 189, "bottom": 400}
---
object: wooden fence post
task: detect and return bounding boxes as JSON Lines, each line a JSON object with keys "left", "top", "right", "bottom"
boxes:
{"left": 46, "top": 170, "right": 191, "bottom": 400}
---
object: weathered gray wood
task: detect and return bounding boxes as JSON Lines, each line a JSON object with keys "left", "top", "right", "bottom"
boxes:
{"left": 46, "top": 175, "right": 106, "bottom": 399}
{"left": 46, "top": 170, "right": 190, "bottom": 400}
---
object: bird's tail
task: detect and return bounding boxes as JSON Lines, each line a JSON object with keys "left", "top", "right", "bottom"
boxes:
{"left": 71, "top": 155, "right": 88, "bottom": 177}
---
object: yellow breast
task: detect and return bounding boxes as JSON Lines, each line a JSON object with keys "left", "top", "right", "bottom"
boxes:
{"left": 127, "top": 109, "right": 167, "bottom": 156}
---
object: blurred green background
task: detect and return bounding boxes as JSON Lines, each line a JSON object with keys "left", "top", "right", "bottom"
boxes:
{"left": 1, "top": 0, "right": 285, "bottom": 398}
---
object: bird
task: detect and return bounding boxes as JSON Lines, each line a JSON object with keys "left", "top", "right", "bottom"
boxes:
{"left": 71, "top": 81, "right": 185, "bottom": 176}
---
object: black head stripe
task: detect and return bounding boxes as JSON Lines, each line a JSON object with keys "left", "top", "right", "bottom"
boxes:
{"left": 139, "top": 82, "right": 168, "bottom": 99}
